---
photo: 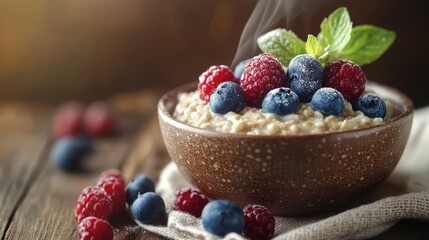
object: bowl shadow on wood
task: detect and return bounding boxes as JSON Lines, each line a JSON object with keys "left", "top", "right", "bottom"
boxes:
{"left": 158, "top": 82, "right": 413, "bottom": 216}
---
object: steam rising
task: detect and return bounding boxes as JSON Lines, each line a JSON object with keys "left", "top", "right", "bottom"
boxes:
{"left": 232, "top": 0, "right": 334, "bottom": 67}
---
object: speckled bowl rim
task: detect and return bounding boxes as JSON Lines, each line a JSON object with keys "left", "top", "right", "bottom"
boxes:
{"left": 158, "top": 81, "right": 414, "bottom": 139}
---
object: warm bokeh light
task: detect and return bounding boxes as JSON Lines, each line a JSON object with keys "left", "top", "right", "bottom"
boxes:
{"left": 1, "top": 0, "right": 428, "bottom": 106}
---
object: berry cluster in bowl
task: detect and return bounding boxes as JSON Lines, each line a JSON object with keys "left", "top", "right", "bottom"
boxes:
{"left": 203, "top": 54, "right": 386, "bottom": 118}
{"left": 174, "top": 7, "right": 395, "bottom": 135}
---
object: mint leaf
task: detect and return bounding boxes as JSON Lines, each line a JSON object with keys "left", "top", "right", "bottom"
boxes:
{"left": 319, "top": 7, "right": 352, "bottom": 54}
{"left": 257, "top": 28, "right": 306, "bottom": 66}
{"left": 339, "top": 25, "right": 396, "bottom": 66}
{"left": 305, "top": 34, "right": 323, "bottom": 58}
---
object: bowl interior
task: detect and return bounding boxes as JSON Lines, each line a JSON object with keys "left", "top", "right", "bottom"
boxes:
{"left": 158, "top": 81, "right": 413, "bottom": 136}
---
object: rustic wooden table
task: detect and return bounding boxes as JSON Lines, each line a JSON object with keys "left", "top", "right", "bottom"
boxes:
{"left": 0, "top": 91, "right": 428, "bottom": 240}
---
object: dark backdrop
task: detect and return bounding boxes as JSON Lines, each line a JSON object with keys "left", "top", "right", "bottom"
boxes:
{"left": 1, "top": 0, "right": 428, "bottom": 107}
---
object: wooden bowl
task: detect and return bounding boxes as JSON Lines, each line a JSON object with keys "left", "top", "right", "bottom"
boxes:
{"left": 158, "top": 82, "right": 413, "bottom": 216}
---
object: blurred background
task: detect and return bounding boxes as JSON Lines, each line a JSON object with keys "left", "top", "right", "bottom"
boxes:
{"left": 1, "top": 0, "right": 428, "bottom": 107}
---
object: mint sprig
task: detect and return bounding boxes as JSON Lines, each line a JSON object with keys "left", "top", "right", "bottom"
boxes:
{"left": 257, "top": 29, "right": 306, "bottom": 66}
{"left": 339, "top": 25, "right": 396, "bottom": 65}
{"left": 257, "top": 7, "right": 396, "bottom": 67}
{"left": 319, "top": 7, "right": 352, "bottom": 56}
{"left": 305, "top": 34, "right": 329, "bottom": 61}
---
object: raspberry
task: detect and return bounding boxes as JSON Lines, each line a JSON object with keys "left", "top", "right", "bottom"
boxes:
{"left": 75, "top": 186, "right": 113, "bottom": 223}
{"left": 243, "top": 204, "right": 275, "bottom": 240}
{"left": 173, "top": 187, "right": 210, "bottom": 218}
{"left": 198, "top": 65, "right": 238, "bottom": 103}
{"left": 83, "top": 102, "right": 117, "bottom": 137}
{"left": 324, "top": 60, "right": 367, "bottom": 101}
{"left": 97, "top": 171, "right": 126, "bottom": 216}
{"left": 78, "top": 217, "right": 113, "bottom": 240}
{"left": 53, "top": 102, "right": 84, "bottom": 139}
{"left": 241, "top": 54, "right": 286, "bottom": 108}
{"left": 98, "top": 169, "right": 125, "bottom": 186}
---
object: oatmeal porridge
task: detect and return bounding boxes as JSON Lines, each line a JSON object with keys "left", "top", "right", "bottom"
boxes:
{"left": 173, "top": 91, "right": 387, "bottom": 135}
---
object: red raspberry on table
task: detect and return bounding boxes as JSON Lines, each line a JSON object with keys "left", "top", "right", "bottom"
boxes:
{"left": 97, "top": 170, "right": 126, "bottom": 216}
{"left": 198, "top": 65, "right": 239, "bottom": 103}
{"left": 243, "top": 204, "right": 275, "bottom": 240}
{"left": 78, "top": 216, "right": 113, "bottom": 240}
{"left": 324, "top": 60, "right": 367, "bottom": 102}
{"left": 173, "top": 187, "right": 210, "bottom": 218}
{"left": 75, "top": 186, "right": 113, "bottom": 223}
{"left": 83, "top": 102, "right": 117, "bottom": 137}
{"left": 241, "top": 53, "right": 286, "bottom": 108}
{"left": 53, "top": 102, "right": 84, "bottom": 139}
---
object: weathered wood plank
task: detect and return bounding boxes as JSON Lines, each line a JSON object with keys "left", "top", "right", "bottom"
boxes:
{"left": 2, "top": 92, "right": 159, "bottom": 239}
{"left": 0, "top": 103, "right": 52, "bottom": 238}
{"left": 3, "top": 113, "right": 145, "bottom": 239}
{"left": 121, "top": 118, "right": 170, "bottom": 183}
{"left": 116, "top": 117, "right": 171, "bottom": 240}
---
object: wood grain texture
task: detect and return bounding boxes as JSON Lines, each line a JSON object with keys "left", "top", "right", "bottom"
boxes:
{"left": 0, "top": 103, "right": 52, "bottom": 238}
{"left": 3, "top": 112, "right": 145, "bottom": 239}
{"left": 1, "top": 92, "right": 166, "bottom": 240}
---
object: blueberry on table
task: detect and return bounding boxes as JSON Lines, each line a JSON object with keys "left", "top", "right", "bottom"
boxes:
{"left": 262, "top": 87, "right": 300, "bottom": 116}
{"left": 209, "top": 82, "right": 245, "bottom": 115}
{"left": 126, "top": 174, "right": 155, "bottom": 205}
{"left": 201, "top": 200, "right": 244, "bottom": 237}
{"left": 131, "top": 192, "right": 166, "bottom": 225}
{"left": 355, "top": 93, "right": 386, "bottom": 118}
{"left": 51, "top": 137, "right": 92, "bottom": 171}
{"left": 311, "top": 87, "right": 345, "bottom": 116}
{"left": 287, "top": 54, "right": 324, "bottom": 102}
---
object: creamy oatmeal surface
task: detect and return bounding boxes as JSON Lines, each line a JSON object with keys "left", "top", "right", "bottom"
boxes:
{"left": 173, "top": 91, "right": 385, "bottom": 135}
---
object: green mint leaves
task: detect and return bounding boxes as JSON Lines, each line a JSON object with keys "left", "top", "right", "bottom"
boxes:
{"left": 257, "top": 7, "right": 395, "bottom": 66}
{"left": 257, "top": 29, "right": 305, "bottom": 67}
{"left": 319, "top": 7, "right": 352, "bottom": 54}
{"left": 339, "top": 25, "right": 396, "bottom": 65}
{"left": 305, "top": 35, "right": 323, "bottom": 59}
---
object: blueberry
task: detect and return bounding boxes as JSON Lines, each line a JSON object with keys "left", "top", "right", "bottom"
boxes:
{"left": 311, "top": 87, "right": 345, "bottom": 116}
{"left": 51, "top": 137, "right": 92, "bottom": 171}
{"left": 131, "top": 192, "right": 166, "bottom": 225}
{"left": 262, "top": 87, "right": 300, "bottom": 116}
{"left": 201, "top": 200, "right": 244, "bottom": 236}
{"left": 355, "top": 93, "right": 386, "bottom": 118}
{"left": 209, "top": 82, "right": 245, "bottom": 114}
{"left": 287, "top": 54, "right": 324, "bottom": 102}
{"left": 126, "top": 174, "right": 155, "bottom": 205}
{"left": 233, "top": 59, "right": 249, "bottom": 79}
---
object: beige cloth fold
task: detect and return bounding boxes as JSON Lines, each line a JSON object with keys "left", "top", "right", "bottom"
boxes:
{"left": 137, "top": 106, "right": 429, "bottom": 240}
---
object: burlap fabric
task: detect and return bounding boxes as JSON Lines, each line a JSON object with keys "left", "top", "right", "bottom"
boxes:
{"left": 137, "top": 106, "right": 429, "bottom": 240}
